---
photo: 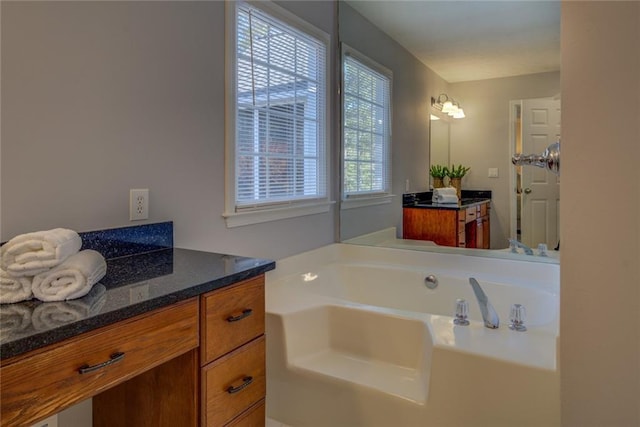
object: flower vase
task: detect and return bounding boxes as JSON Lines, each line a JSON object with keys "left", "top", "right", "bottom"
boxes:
{"left": 432, "top": 177, "right": 445, "bottom": 189}
{"left": 450, "top": 177, "right": 462, "bottom": 199}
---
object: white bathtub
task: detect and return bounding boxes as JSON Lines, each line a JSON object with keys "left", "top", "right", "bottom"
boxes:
{"left": 266, "top": 244, "right": 560, "bottom": 427}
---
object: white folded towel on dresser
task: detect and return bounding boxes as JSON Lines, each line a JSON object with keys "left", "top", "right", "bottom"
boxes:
{"left": 432, "top": 187, "right": 459, "bottom": 204}
{"left": 434, "top": 194, "right": 459, "bottom": 204}
{"left": 0, "top": 269, "right": 33, "bottom": 304}
{"left": 32, "top": 250, "right": 106, "bottom": 302}
{"left": 433, "top": 187, "right": 457, "bottom": 196}
{"left": 1, "top": 228, "right": 82, "bottom": 277}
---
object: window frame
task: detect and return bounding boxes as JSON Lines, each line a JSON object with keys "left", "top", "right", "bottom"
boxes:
{"left": 223, "top": 0, "right": 333, "bottom": 228}
{"left": 340, "top": 43, "right": 394, "bottom": 210}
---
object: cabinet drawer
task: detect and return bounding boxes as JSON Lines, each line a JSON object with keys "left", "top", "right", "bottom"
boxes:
{"left": 201, "top": 276, "right": 265, "bottom": 364}
{"left": 202, "top": 336, "right": 266, "bottom": 427}
{"left": 480, "top": 202, "right": 488, "bottom": 217}
{"left": 1, "top": 298, "right": 199, "bottom": 427}
{"left": 226, "top": 399, "right": 266, "bottom": 427}
{"left": 465, "top": 207, "right": 478, "bottom": 223}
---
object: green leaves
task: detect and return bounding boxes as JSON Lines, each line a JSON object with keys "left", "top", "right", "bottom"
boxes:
{"left": 447, "top": 164, "right": 470, "bottom": 178}
{"left": 429, "top": 165, "right": 448, "bottom": 178}
{"left": 429, "top": 164, "right": 470, "bottom": 178}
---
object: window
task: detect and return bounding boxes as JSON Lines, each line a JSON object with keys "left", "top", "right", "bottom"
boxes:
{"left": 342, "top": 46, "right": 392, "bottom": 203}
{"left": 225, "top": 1, "right": 330, "bottom": 227}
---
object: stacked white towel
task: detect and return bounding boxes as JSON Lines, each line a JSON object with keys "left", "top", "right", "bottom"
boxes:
{"left": 1, "top": 228, "right": 82, "bottom": 277}
{"left": 1, "top": 228, "right": 107, "bottom": 304}
{"left": 0, "top": 269, "right": 33, "bottom": 304}
{"left": 32, "top": 250, "right": 107, "bottom": 302}
{"left": 432, "top": 187, "right": 459, "bottom": 204}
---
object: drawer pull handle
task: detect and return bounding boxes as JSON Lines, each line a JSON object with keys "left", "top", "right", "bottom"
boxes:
{"left": 78, "top": 352, "right": 125, "bottom": 374}
{"left": 227, "top": 309, "right": 253, "bottom": 322}
{"left": 227, "top": 376, "right": 253, "bottom": 394}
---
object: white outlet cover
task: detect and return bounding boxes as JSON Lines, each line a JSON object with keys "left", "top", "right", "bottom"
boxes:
{"left": 488, "top": 168, "right": 499, "bottom": 178}
{"left": 129, "top": 189, "right": 149, "bottom": 221}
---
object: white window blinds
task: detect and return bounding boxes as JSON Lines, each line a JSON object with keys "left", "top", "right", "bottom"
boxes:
{"left": 235, "top": 3, "right": 328, "bottom": 210}
{"left": 342, "top": 50, "right": 392, "bottom": 198}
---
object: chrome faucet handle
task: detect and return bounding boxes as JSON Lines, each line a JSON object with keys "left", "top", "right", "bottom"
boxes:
{"left": 509, "top": 304, "right": 527, "bottom": 331}
{"left": 537, "top": 243, "right": 548, "bottom": 257}
{"left": 453, "top": 299, "right": 470, "bottom": 326}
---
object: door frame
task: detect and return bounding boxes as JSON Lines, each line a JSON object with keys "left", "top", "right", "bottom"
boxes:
{"left": 508, "top": 100, "right": 521, "bottom": 242}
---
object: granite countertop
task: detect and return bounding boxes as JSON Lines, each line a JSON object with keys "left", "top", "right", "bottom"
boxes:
{"left": 0, "top": 228, "right": 275, "bottom": 360}
{"left": 402, "top": 190, "right": 492, "bottom": 210}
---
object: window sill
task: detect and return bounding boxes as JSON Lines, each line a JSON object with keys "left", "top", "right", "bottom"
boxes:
{"left": 341, "top": 194, "right": 395, "bottom": 210}
{"left": 223, "top": 200, "right": 335, "bottom": 228}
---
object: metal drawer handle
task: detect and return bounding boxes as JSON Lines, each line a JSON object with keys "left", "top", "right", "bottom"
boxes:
{"left": 226, "top": 376, "right": 253, "bottom": 394}
{"left": 78, "top": 352, "right": 125, "bottom": 374}
{"left": 226, "top": 308, "right": 253, "bottom": 323}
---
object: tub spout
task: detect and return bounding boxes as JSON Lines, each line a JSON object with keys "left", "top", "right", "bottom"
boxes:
{"left": 509, "top": 238, "right": 534, "bottom": 255}
{"left": 469, "top": 278, "right": 500, "bottom": 329}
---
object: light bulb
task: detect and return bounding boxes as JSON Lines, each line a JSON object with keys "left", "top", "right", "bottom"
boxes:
{"left": 453, "top": 108, "right": 465, "bottom": 119}
{"left": 441, "top": 101, "right": 454, "bottom": 113}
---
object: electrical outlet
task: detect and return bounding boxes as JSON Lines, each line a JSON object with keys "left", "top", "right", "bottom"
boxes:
{"left": 129, "top": 189, "right": 149, "bottom": 221}
{"left": 130, "top": 284, "right": 149, "bottom": 304}
{"left": 488, "top": 168, "right": 499, "bottom": 178}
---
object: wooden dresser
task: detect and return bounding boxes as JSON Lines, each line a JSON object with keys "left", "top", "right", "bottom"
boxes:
{"left": 403, "top": 201, "right": 490, "bottom": 249}
{"left": 0, "top": 274, "right": 267, "bottom": 427}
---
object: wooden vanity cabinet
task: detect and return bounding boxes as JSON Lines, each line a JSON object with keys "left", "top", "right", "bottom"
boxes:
{"left": 0, "top": 274, "right": 267, "bottom": 427}
{"left": 1, "top": 298, "right": 200, "bottom": 427}
{"left": 403, "top": 202, "right": 490, "bottom": 249}
{"left": 402, "top": 208, "right": 460, "bottom": 247}
{"left": 200, "top": 275, "right": 266, "bottom": 426}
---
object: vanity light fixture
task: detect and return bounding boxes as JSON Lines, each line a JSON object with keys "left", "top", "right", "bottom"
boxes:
{"left": 431, "top": 94, "right": 466, "bottom": 119}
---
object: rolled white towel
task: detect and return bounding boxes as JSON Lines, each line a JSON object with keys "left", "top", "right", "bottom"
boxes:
{"left": 0, "top": 269, "right": 33, "bottom": 304}
{"left": 433, "top": 187, "right": 457, "bottom": 196}
{"left": 1, "top": 228, "right": 82, "bottom": 277}
{"left": 432, "top": 187, "right": 458, "bottom": 202}
{"left": 32, "top": 250, "right": 106, "bottom": 302}
{"left": 32, "top": 284, "right": 107, "bottom": 330}
{"left": 434, "top": 194, "right": 459, "bottom": 204}
{"left": 0, "top": 304, "right": 33, "bottom": 340}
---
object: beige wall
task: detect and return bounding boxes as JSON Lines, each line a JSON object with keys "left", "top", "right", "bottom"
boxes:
{"left": 0, "top": 1, "right": 336, "bottom": 261}
{"left": 561, "top": 1, "right": 640, "bottom": 425}
{"left": 450, "top": 72, "right": 560, "bottom": 248}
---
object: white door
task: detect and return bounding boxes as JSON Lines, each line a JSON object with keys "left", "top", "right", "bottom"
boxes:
{"left": 520, "top": 98, "right": 560, "bottom": 249}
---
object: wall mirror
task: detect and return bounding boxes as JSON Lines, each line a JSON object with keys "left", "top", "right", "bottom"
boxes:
{"left": 429, "top": 116, "right": 449, "bottom": 172}
{"left": 337, "top": 0, "right": 561, "bottom": 264}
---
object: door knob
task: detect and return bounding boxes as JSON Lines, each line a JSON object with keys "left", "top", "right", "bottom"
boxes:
{"left": 524, "top": 188, "right": 532, "bottom": 194}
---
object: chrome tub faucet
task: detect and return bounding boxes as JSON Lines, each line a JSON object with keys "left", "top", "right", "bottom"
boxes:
{"left": 508, "top": 238, "right": 534, "bottom": 255}
{"left": 469, "top": 277, "right": 500, "bottom": 329}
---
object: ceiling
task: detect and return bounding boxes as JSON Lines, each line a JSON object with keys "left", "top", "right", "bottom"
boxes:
{"left": 345, "top": 0, "right": 561, "bottom": 83}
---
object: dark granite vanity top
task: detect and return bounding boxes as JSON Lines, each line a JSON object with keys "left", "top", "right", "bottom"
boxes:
{"left": 0, "top": 222, "right": 275, "bottom": 359}
{"left": 403, "top": 190, "right": 492, "bottom": 210}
